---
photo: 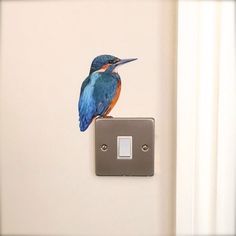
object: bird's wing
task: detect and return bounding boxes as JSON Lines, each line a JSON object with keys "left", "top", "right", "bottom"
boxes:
{"left": 93, "top": 73, "right": 119, "bottom": 116}
{"left": 80, "top": 76, "right": 90, "bottom": 92}
{"left": 78, "top": 76, "right": 97, "bottom": 131}
{"left": 78, "top": 72, "right": 119, "bottom": 131}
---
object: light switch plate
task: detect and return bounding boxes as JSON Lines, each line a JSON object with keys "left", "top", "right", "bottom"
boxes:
{"left": 95, "top": 117, "right": 155, "bottom": 176}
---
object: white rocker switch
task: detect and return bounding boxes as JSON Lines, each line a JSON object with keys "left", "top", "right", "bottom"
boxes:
{"left": 117, "top": 136, "right": 132, "bottom": 159}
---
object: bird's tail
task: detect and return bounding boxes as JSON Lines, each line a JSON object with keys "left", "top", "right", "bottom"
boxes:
{"left": 78, "top": 92, "right": 96, "bottom": 132}
{"left": 79, "top": 118, "right": 91, "bottom": 132}
{"left": 79, "top": 108, "right": 94, "bottom": 132}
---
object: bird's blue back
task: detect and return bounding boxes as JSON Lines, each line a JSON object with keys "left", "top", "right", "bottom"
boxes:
{"left": 78, "top": 71, "right": 120, "bottom": 131}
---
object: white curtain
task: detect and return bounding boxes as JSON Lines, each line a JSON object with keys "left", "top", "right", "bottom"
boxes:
{"left": 176, "top": 1, "right": 236, "bottom": 235}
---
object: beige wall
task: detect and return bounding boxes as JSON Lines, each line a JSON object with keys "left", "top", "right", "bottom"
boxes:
{"left": 0, "top": 1, "right": 177, "bottom": 235}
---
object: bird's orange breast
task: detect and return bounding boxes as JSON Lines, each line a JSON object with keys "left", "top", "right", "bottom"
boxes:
{"left": 104, "top": 80, "right": 121, "bottom": 116}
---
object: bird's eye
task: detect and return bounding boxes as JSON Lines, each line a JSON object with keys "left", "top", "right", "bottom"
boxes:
{"left": 108, "top": 60, "right": 113, "bottom": 64}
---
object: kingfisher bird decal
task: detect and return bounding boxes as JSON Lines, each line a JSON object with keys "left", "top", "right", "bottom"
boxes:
{"left": 78, "top": 55, "right": 137, "bottom": 131}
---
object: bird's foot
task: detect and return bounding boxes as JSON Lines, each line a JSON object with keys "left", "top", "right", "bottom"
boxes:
{"left": 103, "top": 115, "right": 113, "bottom": 118}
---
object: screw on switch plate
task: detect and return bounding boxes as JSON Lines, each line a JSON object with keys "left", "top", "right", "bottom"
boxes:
{"left": 100, "top": 144, "right": 108, "bottom": 152}
{"left": 141, "top": 144, "right": 149, "bottom": 152}
{"left": 95, "top": 117, "right": 155, "bottom": 176}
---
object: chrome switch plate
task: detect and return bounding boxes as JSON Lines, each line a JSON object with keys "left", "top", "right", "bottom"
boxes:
{"left": 95, "top": 117, "right": 155, "bottom": 176}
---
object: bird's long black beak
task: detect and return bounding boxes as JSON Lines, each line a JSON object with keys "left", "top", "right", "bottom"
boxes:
{"left": 115, "top": 58, "right": 137, "bottom": 66}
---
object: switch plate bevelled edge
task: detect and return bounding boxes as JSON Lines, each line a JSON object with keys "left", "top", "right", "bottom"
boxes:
{"left": 95, "top": 117, "right": 155, "bottom": 176}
